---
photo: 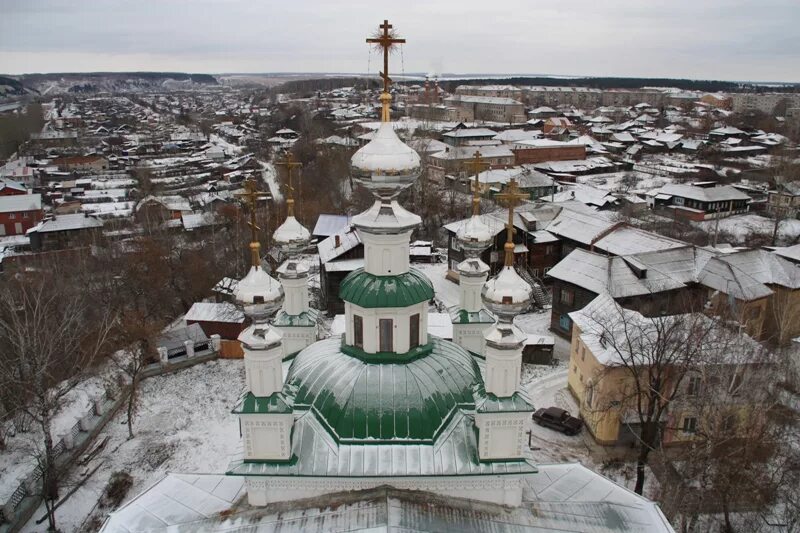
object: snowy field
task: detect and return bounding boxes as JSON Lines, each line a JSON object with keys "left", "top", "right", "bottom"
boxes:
{"left": 19, "top": 359, "right": 245, "bottom": 532}
{"left": 694, "top": 214, "right": 800, "bottom": 246}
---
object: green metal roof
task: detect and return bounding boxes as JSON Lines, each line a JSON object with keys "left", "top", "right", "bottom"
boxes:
{"left": 477, "top": 392, "right": 534, "bottom": 414}
{"left": 272, "top": 310, "right": 319, "bottom": 327}
{"left": 339, "top": 268, "right": 434, "bottom": 308}
{"left": 232, "top": 391, "right": 293, "bottom": 415}
{"left": 449, "top": 308, "right": 496, "bottom": 324}
{"left": 282, "top": 336, "right": 484, "bottom": 444}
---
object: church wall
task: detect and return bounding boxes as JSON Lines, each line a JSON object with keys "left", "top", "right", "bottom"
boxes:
{"left": 361, "top": 230, "right": 412, "bottom": 276}
{"left": 344, "top": 301, "right": 428, "bottom": 353}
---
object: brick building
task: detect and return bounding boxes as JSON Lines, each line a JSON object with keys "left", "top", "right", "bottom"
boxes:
{"left": 0, "top": 193, "right": 43, "bottom": 236}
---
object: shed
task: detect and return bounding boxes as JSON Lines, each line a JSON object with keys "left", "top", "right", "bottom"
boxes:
{"left": 185, "top": 302, "right": 245, "bottom": 340}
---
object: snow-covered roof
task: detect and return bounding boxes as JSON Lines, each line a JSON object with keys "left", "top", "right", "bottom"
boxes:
{"left": 351, "top": 122, "right": 421, "bottom": 174}
{"left": 185, "top": 302, "right": 245, "bottom": 324}
{"left": 651, "top": 184, "right": 751, "bottom": 203}
{"left": 441, "top": 127, "right": 497, "bottom": 139}
{"left": 0, "top": 193, "right": 42, "bottom": 213}
{"left": 27, "top": 213, "right": 102, "bottom": 234}
{"left": 312, "top": 214, "right": 353, "bottom": 237}
{"left": 317, "top": 227, "right": 361, "bottom": 264}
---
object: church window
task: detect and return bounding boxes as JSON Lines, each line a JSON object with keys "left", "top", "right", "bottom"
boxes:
{"left": 379, "top": 318, "right": 393, "bottom": 352}
{"left": 409, "top": 313, "right": 420, "bottom": 349}
{"left": 353, "top": 315, "right": 364, "bottom": 348}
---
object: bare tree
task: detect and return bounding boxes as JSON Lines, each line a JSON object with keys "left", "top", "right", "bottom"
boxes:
{"left": 581, "top": 297, "right": 720, "bottom": 494}
{"left": 0, "top": 271, "right": 114, "bottom": 531}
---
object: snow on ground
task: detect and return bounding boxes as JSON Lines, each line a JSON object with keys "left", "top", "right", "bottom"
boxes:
{"left": 413, "top": 262, "right": 459, "bottom": 310}
{"left": 694, "top": 214, "right": 800, "bottom": 245}
{"left": 0, "top": 373, "right": 109, "bottom": 503}
{"left": 209, "top": 133, "right": 243, "bottom": 156}
{"left": 19, "top": 359, "right": 245, "bottom": 533}
{"left": 514, "top": 310, "right": 571, "bottom": 361}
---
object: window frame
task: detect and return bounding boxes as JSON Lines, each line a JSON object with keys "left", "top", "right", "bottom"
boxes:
{"left": 379, "top": 318, "right": 393, "bottom": 352}
{"left": 353, "top": 315, "right": 364, "bottom": 348}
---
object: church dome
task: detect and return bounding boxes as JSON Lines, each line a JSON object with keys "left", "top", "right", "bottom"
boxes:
{"left": 282, "top": 336, "right": 482, "bottom": 443}
{"left": 351, "top": 123, "right": 421, "bottom": 199}
{"left": 235, "top": 266, "right": 284, "bottom": 317}
{"left": 456, "top": 215, "right": 494, "bottom": 257}
{"left": 273, "top": 215, "right": 311, "bottom": 256}
{"left": 340, "top": 267, "right": 434, "bottom": 308}
{"left": 482, "top": 266, "right": 533, "bottom": 319}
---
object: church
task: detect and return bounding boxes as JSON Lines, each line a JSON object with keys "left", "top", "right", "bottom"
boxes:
{"left": 101, "top": 21, "right": 675, "bottom": 533}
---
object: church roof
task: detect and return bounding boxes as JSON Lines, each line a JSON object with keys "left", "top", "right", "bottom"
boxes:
{"left": 340, "top": 267, "right": 434, "bottom": 308}
{"left": 278, "top": 337, "right": 482, "bottom": 444}
{"left": 228, "top": 408, "right": 535, "bottom": 478}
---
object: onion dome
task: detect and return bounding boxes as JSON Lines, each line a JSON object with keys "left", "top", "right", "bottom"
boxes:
{"left": 283, "top": 336, "right": 481, "bottom": 443}
{"left": 234, "top": 266, "right": 284, "bottom": 319}
{"left": 275, "top": 258, "right": 310, "bottom": 280}
{"left": 351, "top": 199, "right": 421, "bottom": 233}
{"left": 351, "top": 122, "right": 421, "bottom": 199}
{"left": 273, "top": 215, "right": 311, "bottom": 256}
{"left": 456, "top": 215, "right": 494, "bottom": 258}
{"left": 482, "top": 266, "right": 533, "bottom": 320}
{"left": 457, "top": 257, "right": 490, "bottom": 278}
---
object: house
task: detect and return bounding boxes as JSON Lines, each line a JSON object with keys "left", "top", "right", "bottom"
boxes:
{"left": 428, "top": 145, "right": 514, "bottom": 182}
{"left": 51, "top": 155, "right": 109, "bottom": 172}
{"left": 443, "top": 95, "right": 526, "bottom": 123}
{"left": 567, "top": 293, "right": 767, "bottom": 446}
{"left": 767, "top": 181, "right": 800, "bottom": 217}
{"left": 646, "top": 183, "right": 751, "bottom": 221}
{"left": 542, "top": 117, "right": 574, "bottom": 136}
{"left": 0, "top": 193, "right": 43, "bottom": 236}
{"left": 318, "top": 227, "right": 363, "bottom": 314}
{"left": 511, "top": 139, "right": 586, "bottom": 165}
{"left": 27, "top": 212, "right": 104, "bottom": 251}
{"left": 311, "top": 214, "right": 353, "bottom": 240}
{"left": 0, "top": 178, "right": 28, "bottom": 196}
{"left": 546, "top": 246, "right": 800, "bottom": 342}
{"left": 156, "top": 323, "right": 211, "bottom": 360}
{"left": 135, "top": 195, "right": 193, "bottom": 226}
{"left": 441, "top": 128, "right": 498, "bottom": 147}
{"left": 443, "top": 204, "right": 562, "bottom": 281}
{"left": 185, "top": 302, "right": 246, "bottom": 340}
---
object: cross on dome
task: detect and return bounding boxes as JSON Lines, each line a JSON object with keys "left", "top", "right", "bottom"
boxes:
{"left": 366, "top": 19, "right": 405, "bottom": 122}
{"left": 464, "top": 150, "right": 490, "bottom": 217}
{"left": 235, "top": 177, "right": 269, "bottom": 268}
{"left": 496, "top": 178, "right": 528, "bottom": 267}
{"left": 276, "top": 150, "right": 301, "bottom": 217}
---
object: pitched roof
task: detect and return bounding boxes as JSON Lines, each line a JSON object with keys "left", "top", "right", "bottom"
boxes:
{"left": 653, "top": 184, "right": 751, "bottom": 203}
{"left": 0, "top": 193, "right": 41, "bottom": 213}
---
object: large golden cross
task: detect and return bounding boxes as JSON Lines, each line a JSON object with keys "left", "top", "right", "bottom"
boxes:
{"left": 276, "top": 150, "right": 302, "bottom": 217}
{"left": 495, "top": 178, "right": 528, "bottom": 267}
{"left": 235, "top": 177, "right": 268, "bottom": 268}
{"left": 366, "top": 19, "right": 405, "bottom": 122}
{"left": 366, "top": 19, "right": 405, "bottom": 94}
{"left": 463, "top": 150, "right": 490, "bottom": 217}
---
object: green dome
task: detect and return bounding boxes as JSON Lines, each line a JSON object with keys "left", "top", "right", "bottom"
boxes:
{"left": 283, "top": 336, "right": 483, "bottom": 443}
{"left": 340, "top": 267, "right": 434, "bottom": 308}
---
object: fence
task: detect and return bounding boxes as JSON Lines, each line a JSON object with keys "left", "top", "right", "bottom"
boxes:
{"left": 0, "top": 341, "right": 219, "bottom": 530}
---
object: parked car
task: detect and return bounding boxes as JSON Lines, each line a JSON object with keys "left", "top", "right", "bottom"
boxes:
{"left": 532, "top": 406, "right": 583, "bottom": 435}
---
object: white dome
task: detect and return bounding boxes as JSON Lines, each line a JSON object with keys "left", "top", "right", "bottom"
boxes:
{"left": 273, "top": 215, "right": 311, "bottom": 255}
{"left": 456, "top": 215, "right": 494, "bottom": 256}
{"left": 351, "top": 123, "right": 421, "bottom": 198}
{"left": 482, "top": 266, "right": 533, "bottom": 319}
{"left": 234, "top": 266, "right": 284, "bottom": 317}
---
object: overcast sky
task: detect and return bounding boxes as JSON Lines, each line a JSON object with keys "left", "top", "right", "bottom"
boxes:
{"left": 1, "top": 0, "right": 798, "bottom": 82}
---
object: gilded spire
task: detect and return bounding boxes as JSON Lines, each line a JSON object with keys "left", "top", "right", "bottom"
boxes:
{"left": 366, "top": 19, "right": 405, "bottom": 123}
{"left": 464, "top": 150, "right": 490, "bottom": 217}
{"left": 276, "top": 150, "right": 302, "bottom": 217}
{"left": 495, "top": 178, "right": 528, "bottom": 267}
{"left": 235, "top": 177, "right": 268, "bottom": 269}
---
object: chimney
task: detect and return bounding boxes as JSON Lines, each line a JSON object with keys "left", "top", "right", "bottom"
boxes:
{"left": 335, "top": 234, "right": 341, "bottom": 248}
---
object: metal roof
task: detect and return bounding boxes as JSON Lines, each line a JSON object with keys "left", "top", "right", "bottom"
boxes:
{"left": 0, "top": 193, "right": 40, "bottom": 213}
{"left": 280, "top": 336, "right": 482, "bottom": 443}
{"left": 103, "top": 471, "right": 674, "bottom": 532}
{"left": 340, "top": 268, "right": 434, "bottom": 308}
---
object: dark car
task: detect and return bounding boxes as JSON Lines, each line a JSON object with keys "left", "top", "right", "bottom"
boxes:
{"left": 532, "top": 406, "right": 583, "bottom": 435}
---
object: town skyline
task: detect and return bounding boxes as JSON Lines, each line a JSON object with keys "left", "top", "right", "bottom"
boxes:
{"left": 2, "top": 0, "right": 799, "bottom": 82}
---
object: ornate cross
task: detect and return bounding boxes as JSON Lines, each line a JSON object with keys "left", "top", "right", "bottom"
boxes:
{"left": 276, "top": 150, "right": 302, "bottom": 217}
{"left": 464, "top": 150, "right": 490, "bottom": 217}
{"left": 235, "top": 177, "right": 268, "bottom": 268}
{"left": 496, "top": 178, "right": 528, "bottom": 267}
{"left": 366, "top": 19, "right": 405, "bottom": 122}
{"left": 366, "top": 19, "right": 405, "bottom": 94}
